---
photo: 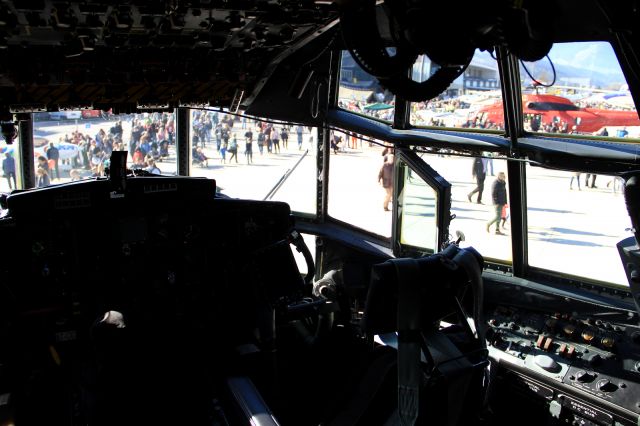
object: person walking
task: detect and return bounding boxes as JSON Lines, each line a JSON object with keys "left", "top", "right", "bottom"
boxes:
{"left": 2, "top": 152, "right": 17, "bottom": 190}
{"left": 467, "top": 157, "right": 487, "bottom": 204}
{"left": 244, "top": 129, "right": 253, "bottom": 164}
{"left": 296, "top": 126, "right": 304, "bottom": 150}
{"left": 46, "top": 142, "right": 60, "bottom": 180}
{"left": 257, "top": 130, "right": 265, "bottom": 155}
{"left": 486, "top": 172, "right": 508, "bottom": 235}
{"left": 271, "top": 129, "right": 280, "bottom": 154}
{"left": 378, "top": 153, "right": 394, "bottom": 211}
{"left": 228, "top": 134, "right": 239, "bottom": 163}
{"left": 570, "top": 172, "right": 581, "bottom": 190}
{"left": 280, "top": 127, "right": 289, "bottom": 150}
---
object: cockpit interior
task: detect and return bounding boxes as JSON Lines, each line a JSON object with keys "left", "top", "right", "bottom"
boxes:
{"left": 2, "top": 1, "right": 640, "bottom": 425}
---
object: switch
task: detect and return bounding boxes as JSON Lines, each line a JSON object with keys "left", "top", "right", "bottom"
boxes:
{"left": 576, "top": 370, "right": 596, "bottom": 383}
{"left": 543, "top": 337, "right": 553, "bottom": 352}
{"left": 596, "top": 379, "right": 618, "bottom": 393}
{"left": 588, "top": 354, "right": 603, "bottom": 366}
{"left": 558, "top": 343, "right": 567, "bottom": 357}
{"left": 566, "top": 346, "right": 576, "bottom": 358}
{"left": 536, "top": 334, "right": 546, "bottom": 349}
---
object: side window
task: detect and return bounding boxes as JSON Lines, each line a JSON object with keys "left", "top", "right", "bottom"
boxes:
{"left": 189, "top": 110, "right": 317, "bottom": 216}
{"left": 1, "top": 133, "right": 20, "bottom": 191}
{"left": 328, "top": 129, "right": 392, "bottom": 238}
{"left": 526, "top": 165, "right": 631, "bottom": 286}
{"left": 394, "top": 149, "right": 451, "bottom": 255}
{"left": 31, "top": 110, "right": 177, "bottom": 188}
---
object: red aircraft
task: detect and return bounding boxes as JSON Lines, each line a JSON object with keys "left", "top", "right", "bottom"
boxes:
{"left": 474, "top": 93, "right": 640, "bottom": 133}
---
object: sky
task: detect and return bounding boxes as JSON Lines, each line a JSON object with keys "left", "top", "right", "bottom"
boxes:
{"left": 471, "top": 42, "right": 628, "bottom": 89}
{"left": 547, "top": 42, "right": 622, "bottom": 75}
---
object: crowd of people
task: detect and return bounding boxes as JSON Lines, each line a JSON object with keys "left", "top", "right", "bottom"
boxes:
{"left": 341, "top": 89, "right": 636, "bottom": 136}
{"left": 32, "top": 112, "right": 175, "bottom": 187}
{"left": 190, "top": 111, "right": 313, "bottom": 166}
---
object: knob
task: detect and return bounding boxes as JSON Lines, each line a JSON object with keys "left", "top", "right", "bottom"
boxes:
{"left": 509, "top": 322, "right": 519, "bottom": 331}
{"left": 563, "top": 324, "right": 576, "bottom": 336}
{"left": 600, "top": 337, "right": 615, "bottom": 349}
{"left": 596, "top": 379, "right": 618, "bottom": 392}
{"left": 582, "top": 330, "right": 595, "bottom": 343}
{"left": 534, "top": 354, "right": 560, "bottom": 372}
{"left": 576, "top": 370, "right": 596, "bottom": 383}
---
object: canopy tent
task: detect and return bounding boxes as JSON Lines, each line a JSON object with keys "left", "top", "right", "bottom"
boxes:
{"left": 363, "top": 102, "right": 394, "bottom": 111}
{"left": 603, "top": 93, "right": 635, "bottom": 109}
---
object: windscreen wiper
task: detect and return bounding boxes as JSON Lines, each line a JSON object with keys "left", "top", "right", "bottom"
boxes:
{"left": 263, "top": 149, "right": 309, "bottom": 201}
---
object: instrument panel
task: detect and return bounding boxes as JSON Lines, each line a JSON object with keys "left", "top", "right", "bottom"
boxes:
{"left": 487, "top": 305, "right": 640, "bottom": 425}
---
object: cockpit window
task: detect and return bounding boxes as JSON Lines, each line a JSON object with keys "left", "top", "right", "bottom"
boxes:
{"left": 520, "top": 42, "right": 640, "bottom": 138}
{"left": 338, "top": 51, "right": 396, "bottom": 124}
{"left": 188, "top": 110, "right": 318, "bottom": 216}
{"left": 328, "top": 130, "right": 392, "bottom": 238}
{"left": 31, "top": 110, "right": 177, "bottom": 187}
{"left": 1, "top": 134, "right": 20, "bottom": 191}
{"left": 526, "top": 164, "right": 631, "bottom": 286}
{"left": 410, "top": 50, "right": 503, "bottom": 131}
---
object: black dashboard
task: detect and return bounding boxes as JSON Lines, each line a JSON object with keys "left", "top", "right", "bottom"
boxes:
{"left": 2, "top": 175, "right": 640, "bottom": 426}
{"left": 0, "top": 176, "right": 306, "bottom": 425}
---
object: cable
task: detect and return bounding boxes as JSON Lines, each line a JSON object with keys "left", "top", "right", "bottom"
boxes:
{"left": 300, "top": 30, "right": 339, "bottom": 68}
{"left": 520, "top": 54, "right": 556, "bottom": 87}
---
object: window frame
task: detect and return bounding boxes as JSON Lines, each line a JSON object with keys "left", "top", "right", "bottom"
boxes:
{"left": 392, "top": 148, "right": 452, "bottom": 256}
